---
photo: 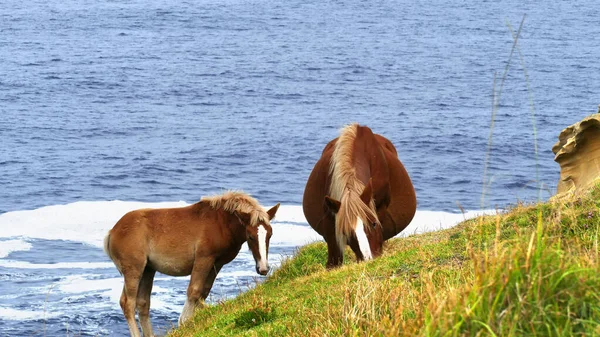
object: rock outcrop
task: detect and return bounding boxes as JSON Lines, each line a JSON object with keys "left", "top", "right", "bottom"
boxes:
{"left": 553, "top": 106, "right": 600, "bottom": 197}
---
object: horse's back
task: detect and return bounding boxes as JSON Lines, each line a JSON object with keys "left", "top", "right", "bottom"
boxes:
{"left": 107, "top": 205, "right": 205, "bottom": 275}
{"left": 356, "top": 130, "right": 415, "bottom": 239}
{"left": 375, "top": 135, "right": 416, "bottom": 240}
{"left": 302, "top": 139, "right": 336, "bottom": 236}
{"left": 109, "top": 207, "right": 172, "bottom": 241}
{"left": 374, "top": 134, "right": 398, "bottom": 156}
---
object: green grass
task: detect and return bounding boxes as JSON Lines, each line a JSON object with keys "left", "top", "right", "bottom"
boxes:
{"left": 167, "top": 186, "right": 600, "bottom": 337}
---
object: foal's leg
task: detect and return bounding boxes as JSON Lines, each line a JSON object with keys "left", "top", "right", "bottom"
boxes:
{"left": 179, "top": 257, "right": 215, "bottom": 325}
{"left": 137, "top": 267, "right": 156, "bottom": 337}
{"left": 120, "top": 264, "right": 145, "bottom": 337}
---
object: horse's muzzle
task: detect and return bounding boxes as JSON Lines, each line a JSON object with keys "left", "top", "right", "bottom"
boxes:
{"left": 256, "top": 265, "right": 270, "bottom": 275}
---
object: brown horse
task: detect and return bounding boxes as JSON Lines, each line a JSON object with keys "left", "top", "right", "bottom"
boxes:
{"left": 104, "top": 191, "right": 280, "bottom": 337}
{"left": 303, "top": 123, "right": 416, "bottom": 268}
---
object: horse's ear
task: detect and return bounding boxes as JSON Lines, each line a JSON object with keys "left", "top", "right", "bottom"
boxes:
{"left": 234, "top": 211, "right": 252, "bottom": 226}
{"left": 266, "top": 203, "right": 280, "bottom": 220}
{"left": 324, "top": 196, "right": 341, "bottom": 214}
{"left": 360, "top": 178, "right": 374, "bottom": 205}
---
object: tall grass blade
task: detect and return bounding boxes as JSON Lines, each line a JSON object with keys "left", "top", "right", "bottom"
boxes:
{"left": 507, "top": 15, "right": 541, "bottom": 201}
{"left": 481, "top": 15, "right": 526, "bottom": 209}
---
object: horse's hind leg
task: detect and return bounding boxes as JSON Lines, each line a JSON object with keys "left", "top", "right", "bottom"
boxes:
{"left": 137, "top": 267, "right": 156, "bottom": 337}
{"left": 120, "top": 264, "right": 145, "bottom": 337}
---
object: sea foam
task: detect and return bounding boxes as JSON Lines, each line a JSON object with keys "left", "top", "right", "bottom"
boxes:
{"left": 0, "top": 202, "right": 318, "bottom": 248}
{"left": 0, "top": 239, "right": 32, "bottom": 258}
{"left": 0, "top": 260, "right": 114, "bottom": 269}
{"left": 0, "top": 307, "right": 59, "bottom": 321}
{"left": 0, "top": 201, "right": 492, "bottom": 249}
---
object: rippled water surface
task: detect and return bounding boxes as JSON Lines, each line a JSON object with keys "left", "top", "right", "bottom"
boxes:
{"left": 1, "top": 0, "right": 599, "bottom": 335}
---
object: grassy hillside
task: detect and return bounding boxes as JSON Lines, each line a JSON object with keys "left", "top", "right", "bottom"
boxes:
{"left": 167, "top": 187, "right": 600, "bottom": 337}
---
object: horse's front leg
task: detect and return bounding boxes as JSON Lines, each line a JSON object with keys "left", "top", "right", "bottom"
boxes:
{"left": 326, "top": 238, "right": 344, "bottom": 268}
{"left": 201, "top": 263, "right": 223, "bottom": 300}
{"left": 179, "top": 257, "right": 215, "bottom": 325}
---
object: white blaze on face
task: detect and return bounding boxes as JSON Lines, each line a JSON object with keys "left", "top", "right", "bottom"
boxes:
{"left": 257, "top": 224, "right": 268, "bottom": 271}
{"left": 355, "top": 218, "right": 373, "bottom": 260}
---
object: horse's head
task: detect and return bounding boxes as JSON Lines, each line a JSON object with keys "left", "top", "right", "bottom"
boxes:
{"left": 238, "top": 203, "right": 279, "bottom": 275}
{"left": 324, "top": 179, "right": 383, "bottom": 261}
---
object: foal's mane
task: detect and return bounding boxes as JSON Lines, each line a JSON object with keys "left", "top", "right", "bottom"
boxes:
{"left": 202, "top": 191, "right": 270, "bottom": 227}
{"left": 329, "top": 124, "right": 378, "bottom": 242}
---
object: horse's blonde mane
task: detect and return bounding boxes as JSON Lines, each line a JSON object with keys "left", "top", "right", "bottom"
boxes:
{"left": 202, "top": 191, "right": 269, "bottom": 227}
{"left": 329, "top": 124, "right": 378, "bottom": 247}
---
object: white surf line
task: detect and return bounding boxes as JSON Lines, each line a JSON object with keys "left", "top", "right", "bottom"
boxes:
{"left": 0, "top": 239, "right": 32, "bottom": 258}
{"left": 0, "top": 307, "right": 60, "bottom": 321}
{"left": 0, "top": 260, "right": 114, "bottom": 269}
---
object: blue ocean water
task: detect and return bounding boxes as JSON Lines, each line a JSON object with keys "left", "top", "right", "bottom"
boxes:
{"left": 1, "top": 0, "right": 599, "bottom": 335}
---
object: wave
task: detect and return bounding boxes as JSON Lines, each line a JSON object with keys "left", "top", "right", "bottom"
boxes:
{"left": 0, "top": 239, "right": 32, "bottom": 258}
{"left": 0, "top": 201, "right": 316, "bottom": 248}
{"left": 0, "top": 200, "right": 493, "bottom": 251}
{"left": 0, "top": 260, "right": 114, "bottom": 269}
{"left": 0, "top": 307, "right": 60, "bottom": 321}
{"left": 0, "top": 200, "right": 188, "bottom": 248}
{"left": 398, "top": 209, "right": 494, "bottom": 237}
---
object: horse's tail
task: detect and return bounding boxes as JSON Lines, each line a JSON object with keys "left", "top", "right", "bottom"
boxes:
{"left": 103, "top": 231, "right": 122, "bottom": 275}
{"left": 103, "top": 231, "right": 113, "bottom": 261}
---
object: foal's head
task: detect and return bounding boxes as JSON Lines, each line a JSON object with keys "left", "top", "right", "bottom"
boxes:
{"left": 237, "top": 203, "right": 280, "bottom": 275}
{"left": 325, "top": 179, "right": 383, "bottom": 261}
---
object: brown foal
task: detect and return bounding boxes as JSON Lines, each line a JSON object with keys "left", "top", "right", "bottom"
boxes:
{"left": 104, "top": 191, "right": 279, "bottom": 337}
